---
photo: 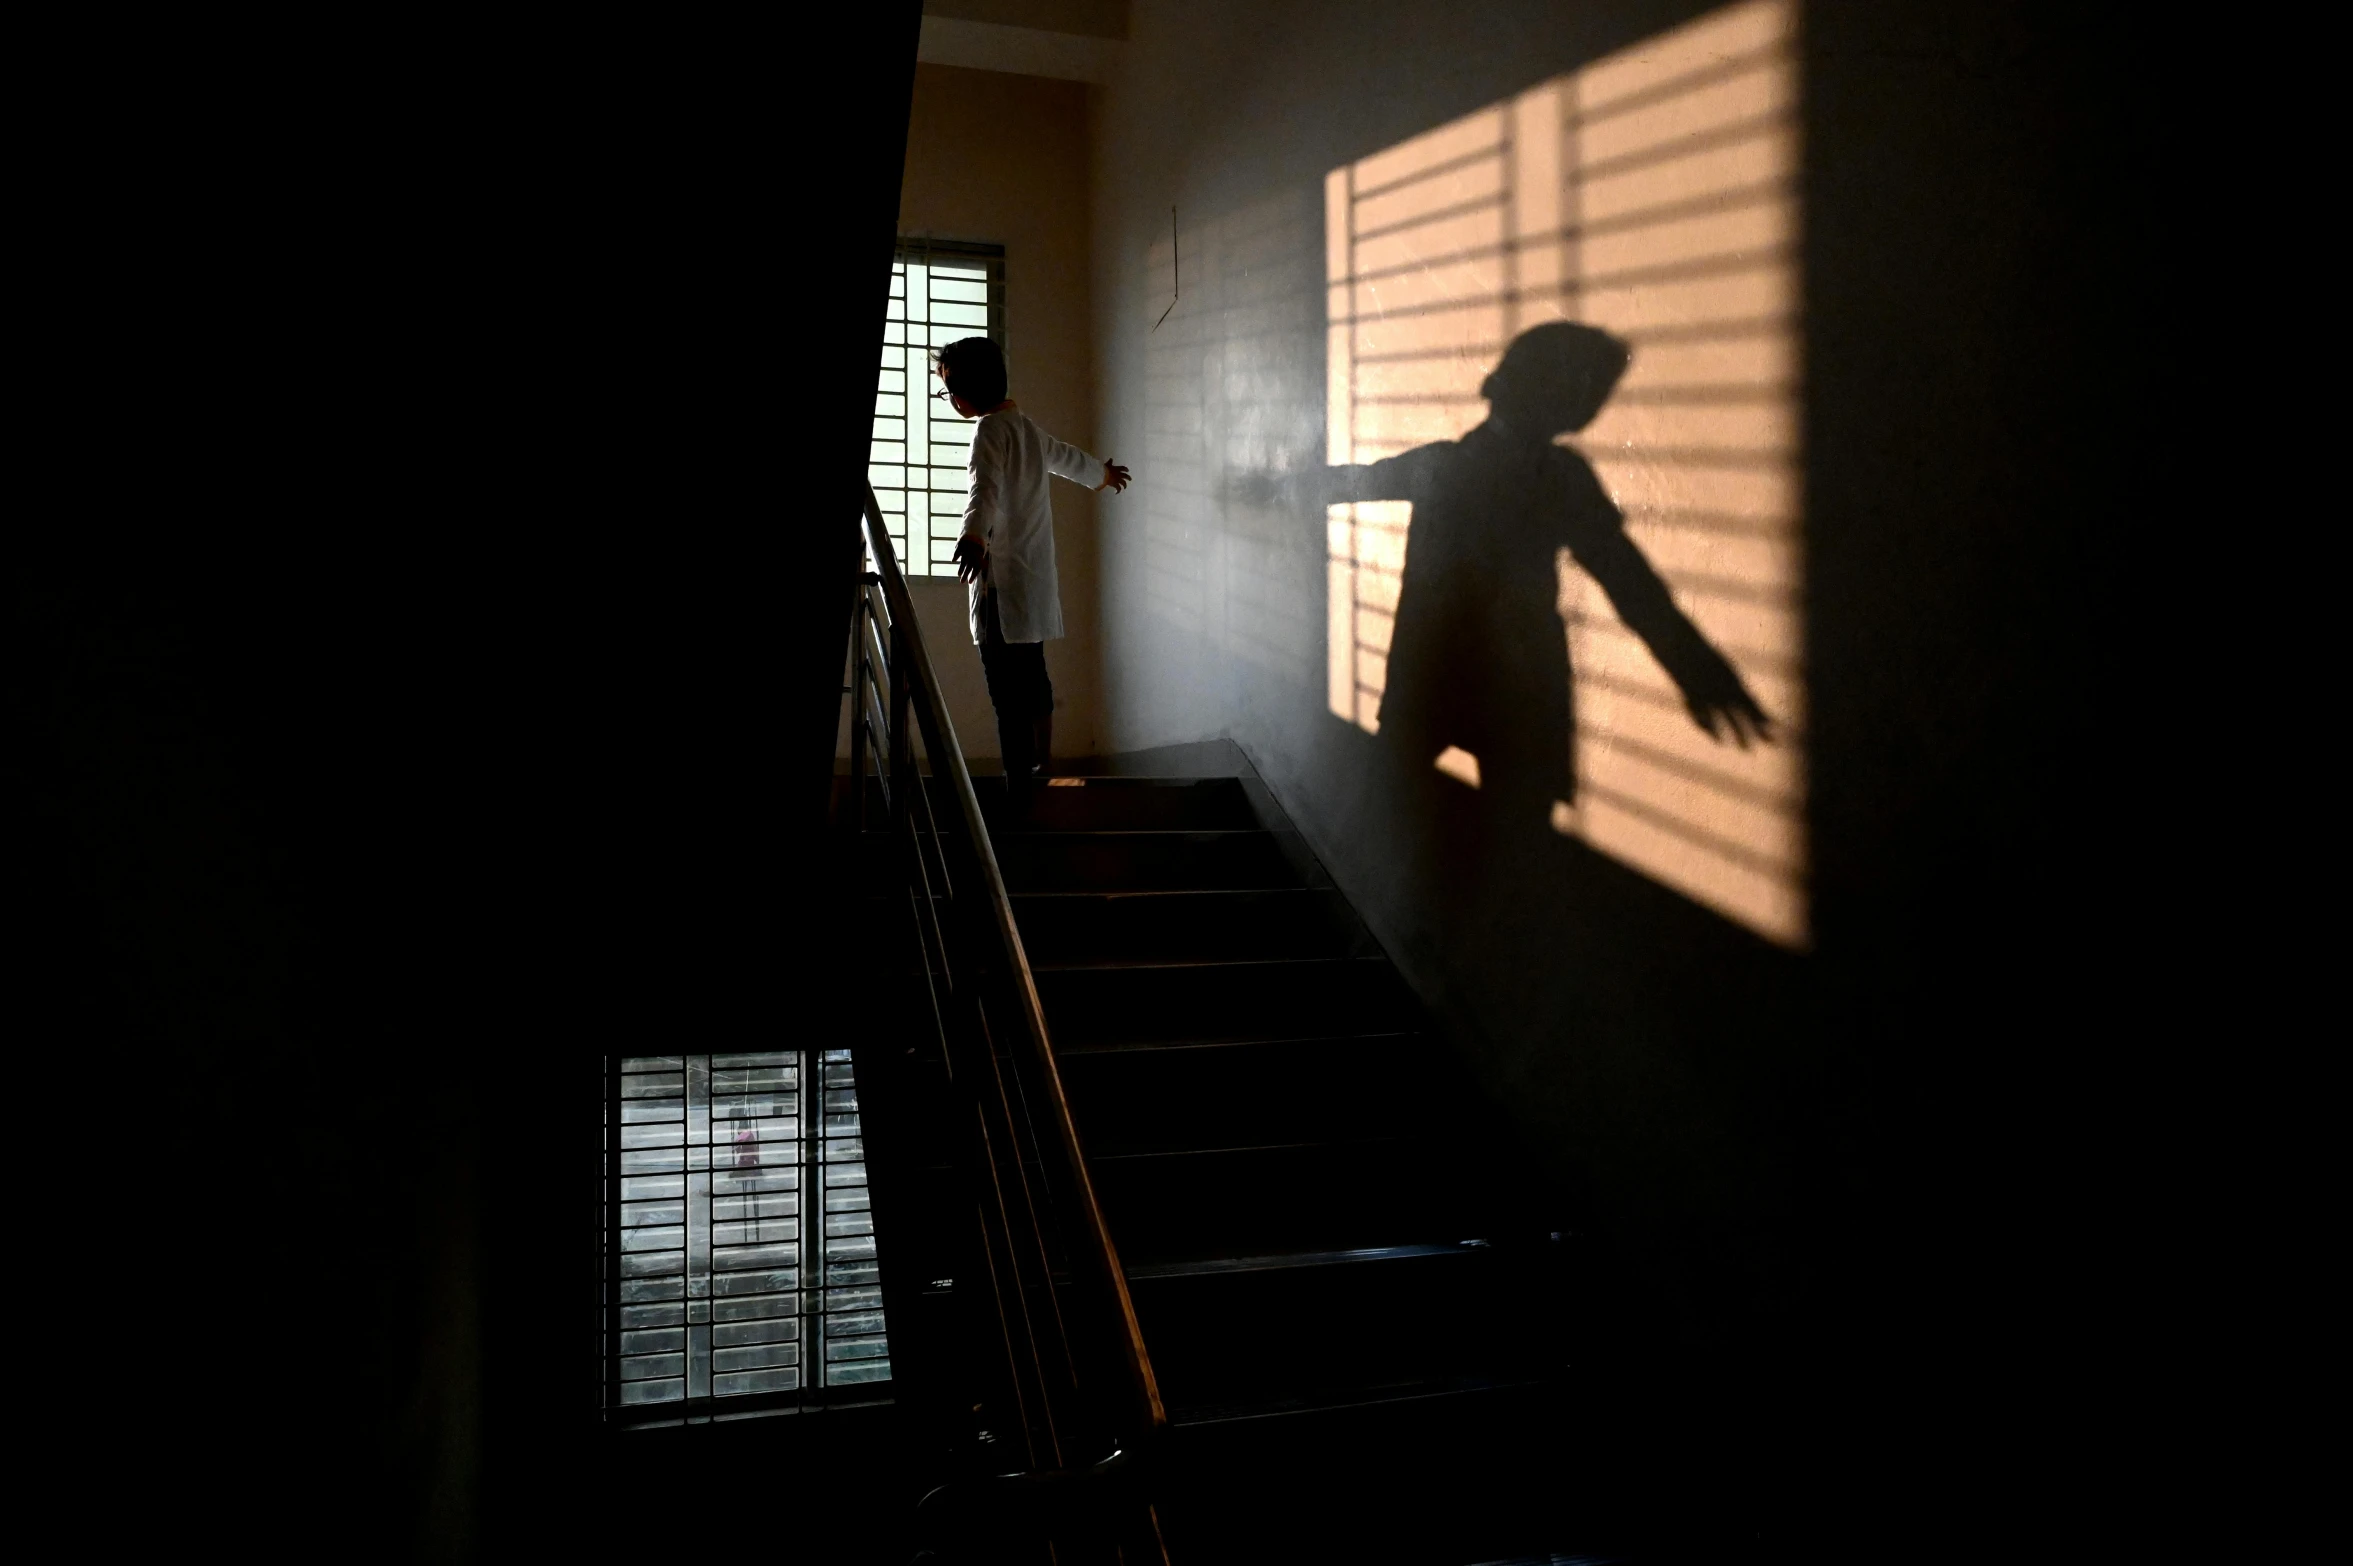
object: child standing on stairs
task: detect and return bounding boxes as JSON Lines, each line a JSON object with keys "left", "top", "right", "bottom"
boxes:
{"left": 937, "top": 335, "right": 1131, "bottom": 809}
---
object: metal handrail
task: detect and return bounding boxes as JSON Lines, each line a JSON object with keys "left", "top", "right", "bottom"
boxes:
{"left": 848, "top": 486, "right": 1168, "bottom": 1531}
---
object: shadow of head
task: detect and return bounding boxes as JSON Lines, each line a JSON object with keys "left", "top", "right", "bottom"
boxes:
{"left": 1480, "top": 321, "right": 1631, "bottom": 439}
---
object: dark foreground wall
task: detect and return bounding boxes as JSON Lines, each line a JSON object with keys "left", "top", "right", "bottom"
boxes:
{"left": 15, "top": 12, "right": 920, "bottom": 1558}
{"left": 1088, "top": 0, "right": 2149, "bottom": 1549}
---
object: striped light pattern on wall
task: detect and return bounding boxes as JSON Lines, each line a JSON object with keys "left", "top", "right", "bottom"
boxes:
{"left": 1325, "top": 0, "right": 1806, "bottom": 946}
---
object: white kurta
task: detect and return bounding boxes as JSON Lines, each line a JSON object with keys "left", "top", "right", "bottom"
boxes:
{"left": 960, "top": 405, "right": 1104, "bottom": 645}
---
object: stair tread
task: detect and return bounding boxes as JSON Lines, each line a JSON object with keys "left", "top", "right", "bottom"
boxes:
{"left": 1165, "top": 1370, "right": 1548, "bottom": 1427}
{"left": 1010, "top": 885, "right": 1332, "bottom": 894}
{"left": 1089, "top": 1131, "right": 1407, "bottom": 1159}
{"left": 1050, "top": 954, "right": 1377, "bottom": 969}
{"left": 996, "top": 829, "right": 1312, "bottom": 892}
{"left": 1130, "top": 1239, "right": 1557, "bottom": 1411}
{"left": 1040, "top": 949, "right": 1374, "bottom": 964}
{"left": 1093, "top": 1141, "right": 1524, "bottom": 1264}
{"left": 1027, "top": 946, "right": 1363, "bottom": 970}
{"left": 1039, "top": 959, "right": 1419, "bottom": 1047}
{"left": 1152, "top": 1379, "right": 1587, "bottom": 1566}
{"left": 1112, "top": 1218, "right": 1549, "bottom": 1272}
{"left": 997, "top": 827, "right": 1277, "bottom": 837}
{"left": 1123, "top": 1239, "right": 1478, "bottom": 1279}
{"left": 1015, "top": 886, "right": 1364, "bottom": 966}
{"left": 1057, "top": 1027, "right": 1421, "bottom": 1056}
{"left": 1061, "top": 1033, "right": 1437, "bottom": 1155}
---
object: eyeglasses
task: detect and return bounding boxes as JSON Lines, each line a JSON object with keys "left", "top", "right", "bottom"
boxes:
{"left": 930, "top": 387, "right": 953, "bottom": 402}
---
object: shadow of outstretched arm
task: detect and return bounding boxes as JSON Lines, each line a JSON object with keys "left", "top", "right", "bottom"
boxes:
{"left": 1575, "top": 525, "right": 1774, "bottom": 748}
{"left": 1224, "top": 449, "right": 1443, "bottom": 511}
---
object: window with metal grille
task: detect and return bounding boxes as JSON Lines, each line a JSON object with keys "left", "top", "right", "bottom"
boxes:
{"left": 869, "top": 240, "right": 1006, "bottom": 576}
{"left": 602, "top": 1050, "right": 890, "bottom": 1425}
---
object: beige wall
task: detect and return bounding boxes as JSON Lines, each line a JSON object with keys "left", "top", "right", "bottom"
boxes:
{"left": 853, "top": 61, "right": 1103, "bottom": 767}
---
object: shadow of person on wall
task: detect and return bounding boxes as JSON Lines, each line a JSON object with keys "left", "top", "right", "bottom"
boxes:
{"left": 1331, "top": 320, "right": 1773, "bottom": 837}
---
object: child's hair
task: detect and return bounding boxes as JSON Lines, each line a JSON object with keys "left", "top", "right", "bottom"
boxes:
{"left": 936, "top": 336, "right": 1008, "bottom": 411}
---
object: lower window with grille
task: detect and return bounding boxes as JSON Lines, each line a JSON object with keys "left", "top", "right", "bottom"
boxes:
{"left": 602, "top": 1050, "right": 891, "bottom": 1425}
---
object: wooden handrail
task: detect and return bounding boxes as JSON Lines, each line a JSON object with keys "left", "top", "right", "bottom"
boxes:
{"left": 851, "top": 487, "right": 1167, "bottom": 1528}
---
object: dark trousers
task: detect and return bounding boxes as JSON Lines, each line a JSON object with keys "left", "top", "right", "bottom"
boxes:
{"left": 976, "top": 588, "right": 1053, "bottom": 781}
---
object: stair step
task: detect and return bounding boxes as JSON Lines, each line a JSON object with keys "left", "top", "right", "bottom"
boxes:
{"left": 1039, "top": 958, "right": 1415, "bottom": 1048}
{"left": 1154, "top": 1381, "right": 1594, "bottom": 1565}
{"left": 1090, "top": 1138, "right": 1505, "bottom": 1264}
{"left": 845, "top": 775, "right": 1261, "bottom": 838}
{"left": 977, "top": 775, "right": 1261, "bottom": 831}
{"left": 1166, "top": 1368, "right": 1548, "bottom": 1434}
{"left": 1012, "top": 888, "right": 1364, "bottom": 967}
{"left": 1060, "top": 1033, "right": 1428, "bottom": 1156}
{"left": 1129, "top": 1242, "right": 1554, "bottom": 1421}
{"left": 994, "top": 830, "right": 1308, "bottom": 893}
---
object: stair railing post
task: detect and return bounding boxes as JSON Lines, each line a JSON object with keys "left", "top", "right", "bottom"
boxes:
{"left": 889, "top": 619, "right": 913, "bottom": 843}
{"left": 848, "top": 584, "right": 870, "bottom": 833}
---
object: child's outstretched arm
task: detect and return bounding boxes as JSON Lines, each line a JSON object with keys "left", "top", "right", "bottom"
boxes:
{"left": 1043, "top": 429, "right": 1128, "bottom": 497}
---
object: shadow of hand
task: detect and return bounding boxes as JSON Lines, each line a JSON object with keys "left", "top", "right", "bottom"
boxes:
{"left": 1221, "top": 469, "right": 1284, "bottom": 507}
{"left": 1675, "top": 645, "right": 1775, "bottom": 748}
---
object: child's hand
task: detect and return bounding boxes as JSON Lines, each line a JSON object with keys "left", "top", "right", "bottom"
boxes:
{"left": 952, "top": 535, "right": 990, "bottom": 585}
{"left": 1098, "top": 461, "right": 1132, "bottom": 494}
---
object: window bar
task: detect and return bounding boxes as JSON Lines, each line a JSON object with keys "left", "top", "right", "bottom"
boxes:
{"left": 802, "top": 1043, "right": 822, "bottom": 1398}
{"left": 821, "top": 1047, "right": 892, "bottom": 1394}
{"left": 907, "top": 258, "right": 930, "bottom": 576}
{"left": 687, "top": 1055, "right": 709, "bottom": 1399}
{"left": 603, "top": 1053, "right": 622, "bottom": 1416}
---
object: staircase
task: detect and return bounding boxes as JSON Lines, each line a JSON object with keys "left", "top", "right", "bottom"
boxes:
{"left": 864, "top": 741, "right": 1600, "bottom": 1564}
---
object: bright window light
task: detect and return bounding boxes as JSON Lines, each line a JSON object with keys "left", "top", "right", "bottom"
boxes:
{"left": 871, "top": 243, "right": 1005, "bottom": 577}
